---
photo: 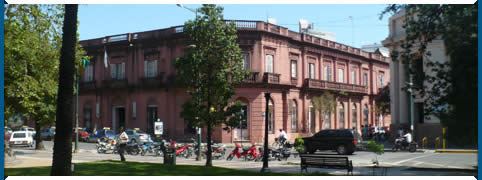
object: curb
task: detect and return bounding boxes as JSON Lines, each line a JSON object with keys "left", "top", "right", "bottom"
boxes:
{"left": 434, "top": 149, "right": 478, "bottom": 154}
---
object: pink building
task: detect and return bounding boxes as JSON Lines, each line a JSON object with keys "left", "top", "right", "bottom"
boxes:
{"left": 78, "top": 20, "right": 391, "bottom": 143}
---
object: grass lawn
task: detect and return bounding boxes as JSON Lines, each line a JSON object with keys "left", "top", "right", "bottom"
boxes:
{"left": 5, "top": 160, "right": 330, "bottom": 176}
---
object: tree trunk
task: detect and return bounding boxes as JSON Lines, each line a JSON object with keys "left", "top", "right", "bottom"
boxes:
{"left": 51, "top": 4, "right": 78, "bottom": 176}
{"left": 35, "top": 121, "right": 45, "bottom": 150}
{"left": 205, "top": 120, "right": 213, "bottom": 167}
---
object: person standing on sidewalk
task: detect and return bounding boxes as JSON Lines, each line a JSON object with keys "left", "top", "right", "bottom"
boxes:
{"left": 118, "top": 127, "right": 128, "bottom": 162}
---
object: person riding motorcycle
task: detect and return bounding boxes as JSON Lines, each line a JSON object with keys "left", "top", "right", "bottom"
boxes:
{"left": 278, "top": 129, "right": 288, "bottom": 145}
{"left": 395, "top": 130, "right": 412, "bottom": 148}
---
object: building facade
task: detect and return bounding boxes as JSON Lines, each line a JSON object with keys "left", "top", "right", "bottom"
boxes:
{"left": 79, "top": 20, "right": 391, "bottom": 143}
{"left": 382, "top": 11, "right": 445, "bottom": 145}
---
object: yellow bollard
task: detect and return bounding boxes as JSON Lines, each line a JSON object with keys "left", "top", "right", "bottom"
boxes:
{"left": 443, "top": 128, "right": 446, "bottom": 150}
{"left": 422, "top": 137, "right": 427, "bottom": 149}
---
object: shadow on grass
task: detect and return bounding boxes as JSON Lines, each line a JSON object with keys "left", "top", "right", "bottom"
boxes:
{"left": 5, "top": 160, "right": 331, "bottom": 176}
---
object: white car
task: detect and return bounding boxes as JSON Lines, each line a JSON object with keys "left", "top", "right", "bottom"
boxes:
{"left": 9, "top": 131, "right": 35, "bottom": 147}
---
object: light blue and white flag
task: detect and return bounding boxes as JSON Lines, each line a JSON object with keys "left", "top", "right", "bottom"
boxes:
{"left": 104, "top": 47, "right": 109, "bottom": 69}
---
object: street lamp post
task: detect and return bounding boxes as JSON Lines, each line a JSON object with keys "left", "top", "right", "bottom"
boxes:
{"left": 261, "top": 93, "right": 271, "bottom": 172}
{"left": 74, "top": 69, "right": 79, "bottom": 153}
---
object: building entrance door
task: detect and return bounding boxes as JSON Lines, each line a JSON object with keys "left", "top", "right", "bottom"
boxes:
{"left": 147, "top": 106, "right": 158, "bottom": 135}
{"left": 112, "top": 106, "right": 125, "bottom": 133}
{"left": 235, "top": 105, "right": 248, "bottom": 140}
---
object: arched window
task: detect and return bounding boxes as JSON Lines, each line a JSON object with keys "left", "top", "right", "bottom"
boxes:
{"left": 324, "top": 111, "right": 331, "bottom": 129}
{"left": 364, "top": 104, "right": 369, "bottom": 126}
{"left": 339, "top": 103, "right": 345, "bottom": 129}
{"left": 309, "top": 102, "right": 315, "bottom": 133}
{"left": 290, "top": 100, "right": 297, "bottom": 132}
{"left": 352, "top": 104, "right": 357, "bottom": 130}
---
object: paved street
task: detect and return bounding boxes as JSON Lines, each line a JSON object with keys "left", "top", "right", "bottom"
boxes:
{"left": 5, "top": 141, "right": 477, "bottom": 176}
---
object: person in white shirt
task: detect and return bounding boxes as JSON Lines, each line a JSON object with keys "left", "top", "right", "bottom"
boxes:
{"left": 401, "top": 130, "right": 412, "bottom": 147}
{"left": 279, "top": 129, "right": 288, "bottom": 144}
{"left": 118, "top": 127, "right": 129, "bottom": 162}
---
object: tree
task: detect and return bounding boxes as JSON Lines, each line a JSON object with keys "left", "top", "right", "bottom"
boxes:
{"left": 374, "top": 84, "right": 390, "bottom": 126}
{"left": 4, "top": 5, "right": 87, "bottom": 151}
{"left": 5, "top": 5, "right": 63, "bottom": 150}
{"left": 381, "top": 4, "right": 477, "bottom": 146}
{"left": 51, "top": 4, "right": 78, "bottom": 176}
{"left": 174, "top": 4, "right": 249, "bottom": 167}
{"left": 311, "top": 92, "right": 336, "bottom": 128}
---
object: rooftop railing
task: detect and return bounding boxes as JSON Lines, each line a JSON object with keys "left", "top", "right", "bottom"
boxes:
{"left": 82, "top": 20, "right": 389, "bottom": 62}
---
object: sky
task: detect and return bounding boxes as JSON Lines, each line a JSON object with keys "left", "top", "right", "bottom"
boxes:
{"left": 78, "top": 4, "right": 392, "bottom": 48}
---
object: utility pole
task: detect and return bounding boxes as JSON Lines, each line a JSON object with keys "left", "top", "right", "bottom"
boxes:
{"left": 261, "top": 93, "right": 271, "bottom": 172}
{"left": 177, "top": 4, "right": 201, "bottom": 161}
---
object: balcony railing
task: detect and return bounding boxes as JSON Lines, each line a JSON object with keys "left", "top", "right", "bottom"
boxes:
{"left": 79, "top": 80, "right": 96, "bottom": 90}
{"left": 291, "top": 78, "right": 298, "bottom": 86}
{"left": 102, "top": 79, "right": 128, "bottom": 89}
{"left": 304, "top": 79, "right": 367, "bottom": 94}
{"left": 140, "top": 72, "right": 165, "bottom": 88}
{"left": 244, "top": 72, "right": 259, "bottom": 83}
{"left": 263, "top": 72, "right": 280, "bottom": 84}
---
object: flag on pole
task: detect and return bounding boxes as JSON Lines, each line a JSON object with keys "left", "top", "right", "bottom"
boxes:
{"left": 104, "top": 47, "right": 109, "bottom": 69}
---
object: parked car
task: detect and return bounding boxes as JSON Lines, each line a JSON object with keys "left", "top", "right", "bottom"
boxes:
{"left": 72, "top": 128, "right": 90, "bottom": 142}
{"left": 40, "top": 128, "right": 56, "bottom": 140}
{"left": 12, "top": 126, "right": 36, "bottom": 136}
{"left": 86, "top": 128, "right": 115, "bottom": 143}
{"left": 9, "top": 131, "right": 35, "bottom": 147}
{"left": 302, "top": 129, "right": 363, "bottom": 155}
{"left": 125, "top": 128, "right": 152, "bottom": 143}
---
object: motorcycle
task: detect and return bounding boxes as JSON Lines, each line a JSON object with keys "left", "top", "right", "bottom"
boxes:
{"left": 96, "top": 138, "right": 118, "bottom": 154}
{"left": 202, "top": 142, "right": 226, "bottom": 160}
{"left": 392, "top": 137, "right": 417, "bottom": 152}
{"left": 170, "top": 140, "right": 192, "bottom": 158}
{"left": 226, "top": 142, "right": 258, "bottom": 161}
{"left": 140, "top": 142, "right": 154, "bottom": 156}
{"left": 255, "top": 147, "right": 290, "bottom": 162}
{"left": 125, "top": 142, "right": 141, "bottom": 155}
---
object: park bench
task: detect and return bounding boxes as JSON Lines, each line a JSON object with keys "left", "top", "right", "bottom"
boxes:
{"left": 299, "top": 154, "right": 353, "bottom": 175}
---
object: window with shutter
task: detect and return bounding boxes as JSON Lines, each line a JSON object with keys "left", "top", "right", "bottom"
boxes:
{"left": 338, "top": 69, "right": 344, "bottom": 83}
{"left": 121, "top": 63, "right": 125, "bottom": 79}
{"left": 291, "top": 60, "right": 297, "bottom": 78}
{"left": 363, "top": 73, "right": 368, "bottom": 86}
{"left": 242, "top": 54, "right": 249, "bottom": 70}
{"left": 309, "top": 63, "right": 315, "bottom": 79}
{"left": 266, "top": 55, "right": 273, "bottom": 73}
{"left": 111, "top": 64, "right": 117, "bottom": 79}
{"left": 351, "top": 70, "right": 356, "bottom": 84}
{"left": 328, "top": 67, "right": 332, "bottom": 81}
{"left": 144, "top": 61, "right": 148, "bottom": 77}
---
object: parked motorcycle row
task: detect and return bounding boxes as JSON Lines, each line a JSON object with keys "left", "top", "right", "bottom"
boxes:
{"left": 96, "top": 138, "right": 294, "bottom": 161}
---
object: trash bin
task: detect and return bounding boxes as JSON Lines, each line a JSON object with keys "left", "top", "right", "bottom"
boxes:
{"left": 164, "top": 150, "right": 176, "bottom": 165}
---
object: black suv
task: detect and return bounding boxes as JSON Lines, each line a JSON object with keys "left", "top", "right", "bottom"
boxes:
{"left": 302, "top": 129, "right": 362, "bottom": 155}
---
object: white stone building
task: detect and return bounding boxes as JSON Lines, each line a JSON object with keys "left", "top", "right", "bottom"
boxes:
{"left": 382, "top": 10, "right": 446, "bottom": 145}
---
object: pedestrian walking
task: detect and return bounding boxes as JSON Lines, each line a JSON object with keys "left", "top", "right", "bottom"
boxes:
{"left": 118, "top": 127, "right": 128, "bottom": 162}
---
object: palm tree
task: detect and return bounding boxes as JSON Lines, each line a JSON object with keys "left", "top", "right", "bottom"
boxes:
{"left": 51, "top": 4, "right": 78, "bottom": 176}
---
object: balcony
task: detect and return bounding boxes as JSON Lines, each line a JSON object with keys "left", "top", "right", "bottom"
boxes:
{"left": 79, "top": 80, "right": 96, "bottom": 90}
{"left": 244, "top": 72, "right": 259, "bottom": 83}
{"left": 304, "top": 79, "right": 367, "bottom": 94}
{"left": 102, "top": 78, "right": 128, "bottom": 89}
{"left": 140, "top": 72, "right": 165, "bottom": 88}
{"left": 263, "top": 72, "right": 280, "bottom": 84}
{"left": 291, "top": 78, "right": 298, "bottom": 86}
